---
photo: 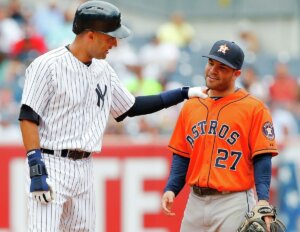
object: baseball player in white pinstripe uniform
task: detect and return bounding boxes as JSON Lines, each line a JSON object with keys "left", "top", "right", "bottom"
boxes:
{"left": 19, "top": 1, "right": 207, "bottom": 231}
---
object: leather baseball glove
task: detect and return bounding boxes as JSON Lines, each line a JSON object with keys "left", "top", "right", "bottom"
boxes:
{"left": 237, "top": 205, "right": 286, "bottom": 232}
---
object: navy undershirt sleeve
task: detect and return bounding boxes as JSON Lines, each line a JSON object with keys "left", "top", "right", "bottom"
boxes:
{"left": 116, "top": 88, "right": 188, "bottom": 122}
{"left": 164, "top": 153, "right": 190, "bottom": 196}
{"left": 253, "top": 154, "right": 272, "bottom": 200}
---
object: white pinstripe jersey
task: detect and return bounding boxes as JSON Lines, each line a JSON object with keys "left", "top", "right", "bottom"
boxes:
{"left": 21, "top": 46, "right": 135, "bottom": 152}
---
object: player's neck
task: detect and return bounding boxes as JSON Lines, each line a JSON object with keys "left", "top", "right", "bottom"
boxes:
{"left": 68, "top": 42, "right": 92, "bottom": 64}
{"left": 208, "top": 86, "right": 238, "bottom": 98}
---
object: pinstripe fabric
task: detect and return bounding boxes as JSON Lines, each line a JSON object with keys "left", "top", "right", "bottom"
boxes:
{"left": 22, "top": 46, "right": 134, "bottom": 231}
{"left": 26, "top": 154, "right": 95, "bottom": 232}
{"left": 21, "top": 46, "right": 135, "bottom": 152}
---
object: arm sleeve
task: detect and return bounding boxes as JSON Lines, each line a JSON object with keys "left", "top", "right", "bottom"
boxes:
{"left": 253, "top": 153, "right": 272, "bottom": 200}
{"left": 168, "top": 109, "right": 190, "bottom": 157}
{"left": 109, "top": 66, "right": 135, "bottom": 119}
{"left": 164, "top": 153, "right": 190, "bottom": 196}
{"left": 116, "top": 88, "right": 188, "bottom": 122}
{"left": 21, "top": 60, "right": 54, "bottom": 116}
{"left": 249, "top": 106, "right": 278, "bottom": 157}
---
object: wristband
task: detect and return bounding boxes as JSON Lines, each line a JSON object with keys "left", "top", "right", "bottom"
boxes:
{"left": 181, "top": 86, "right": 190, "bottom": 99}
{"left": 30, "top": 164, "right": 48, "bottom": 178}
{"left": 27, "top": 149, "right": 42, "bottom": 159}
{"left": 27, "top": 149, "right": 47, "bottom": 178}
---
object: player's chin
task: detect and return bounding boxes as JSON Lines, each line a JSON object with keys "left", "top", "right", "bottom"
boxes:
{"left": 205, "top": 80, "right": 217, "bottom": 89}
{"left": 96, "top": 54, "right": 107, "bottom": 60}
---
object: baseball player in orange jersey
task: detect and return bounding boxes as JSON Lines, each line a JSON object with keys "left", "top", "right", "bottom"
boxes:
{"left": 161, "top": 40, "right": 278, "bottom": 232}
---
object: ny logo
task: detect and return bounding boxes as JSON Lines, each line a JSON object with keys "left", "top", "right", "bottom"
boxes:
{"left": 95, "top": 84, "right": 107, "bottom": 109}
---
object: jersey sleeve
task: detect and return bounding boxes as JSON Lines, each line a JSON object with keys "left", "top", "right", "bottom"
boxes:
{"left": 249, "top": 106, "right": 278, "bottom": 158}
{"left": 168, "top": 108, "right": 190, "bottom": 158}
{"left": 21, "top": 60, "right": 54, "bottom": 117}
{"left": 109, "top": 66, "right": 135, "bottom": 118}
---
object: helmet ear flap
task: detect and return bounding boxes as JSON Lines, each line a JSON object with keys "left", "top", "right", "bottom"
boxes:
{"left": 72, "top": 19, "right": 81, "bottom": 35}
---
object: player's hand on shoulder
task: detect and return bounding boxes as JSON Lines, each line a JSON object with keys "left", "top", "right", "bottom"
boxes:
{"left": 188, "top": 86, "right": 208, "bottom": 99}
{"left": 161, "top": 190, "right": 176, "bottom": 216}
{"left": 27, "top": 149, "right": 55, "bottom": 204}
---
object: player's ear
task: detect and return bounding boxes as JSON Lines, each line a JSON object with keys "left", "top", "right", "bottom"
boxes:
{"left": 234, "top": 70, "right": 242, "bottom": 78}
{"left": 86, "top": 31, "right": 95, "bottom": 41}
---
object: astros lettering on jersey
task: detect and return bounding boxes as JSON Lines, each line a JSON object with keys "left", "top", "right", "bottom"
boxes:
{"left": 168, "top": 88, "right": 278, "bottom": 192}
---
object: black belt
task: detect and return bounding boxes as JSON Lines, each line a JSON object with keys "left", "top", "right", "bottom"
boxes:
{"left": 41, "top": 148, "right": 91, "bottom": 160}
{"left": 192, "top": 186, "right": 231, "bottom": 196}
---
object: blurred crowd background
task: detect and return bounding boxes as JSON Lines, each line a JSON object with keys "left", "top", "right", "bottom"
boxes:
{"left": 1, "top": 0, "right": 300, "bottom": 147}
{"left": 1, "top": 0, "right": 300, "bottom": 230}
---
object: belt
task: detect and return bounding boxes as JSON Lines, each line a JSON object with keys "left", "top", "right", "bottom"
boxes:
{"left": 192, "top": 186, "right": 231, "bottom": 196}
{"left": 41, "top": 148, "right": 92, "bottom": 160}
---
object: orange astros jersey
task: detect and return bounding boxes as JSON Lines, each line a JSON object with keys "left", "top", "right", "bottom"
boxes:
{"left": 168, "top": 88, "right": 278, "bottom": 192}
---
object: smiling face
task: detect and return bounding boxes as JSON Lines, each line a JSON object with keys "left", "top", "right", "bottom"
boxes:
{"left": 204, "top": 58, "right": 241, "bottom": 96}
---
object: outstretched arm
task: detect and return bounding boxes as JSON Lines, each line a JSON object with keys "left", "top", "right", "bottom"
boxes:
{"left": 116, "top": 87, "right": 207, "bottom": 122}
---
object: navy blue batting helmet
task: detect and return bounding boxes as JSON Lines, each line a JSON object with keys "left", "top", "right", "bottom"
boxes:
{"left": 72, "top": 0, "right": 130, "bottom": 39}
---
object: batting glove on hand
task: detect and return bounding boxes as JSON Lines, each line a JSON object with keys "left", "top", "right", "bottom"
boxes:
{"left": 187, "top": 86, "right": 208, "bottom": 99}
{"left": 31, "top": 179, "right": 55, "bottom": 204}
{"left": 27, "top": 149, "right": 55, "bottom": 204}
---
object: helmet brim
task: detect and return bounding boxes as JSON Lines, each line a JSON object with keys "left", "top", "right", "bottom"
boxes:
{"left": 106, "top": 24, "right": 131, "bottom": 39}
